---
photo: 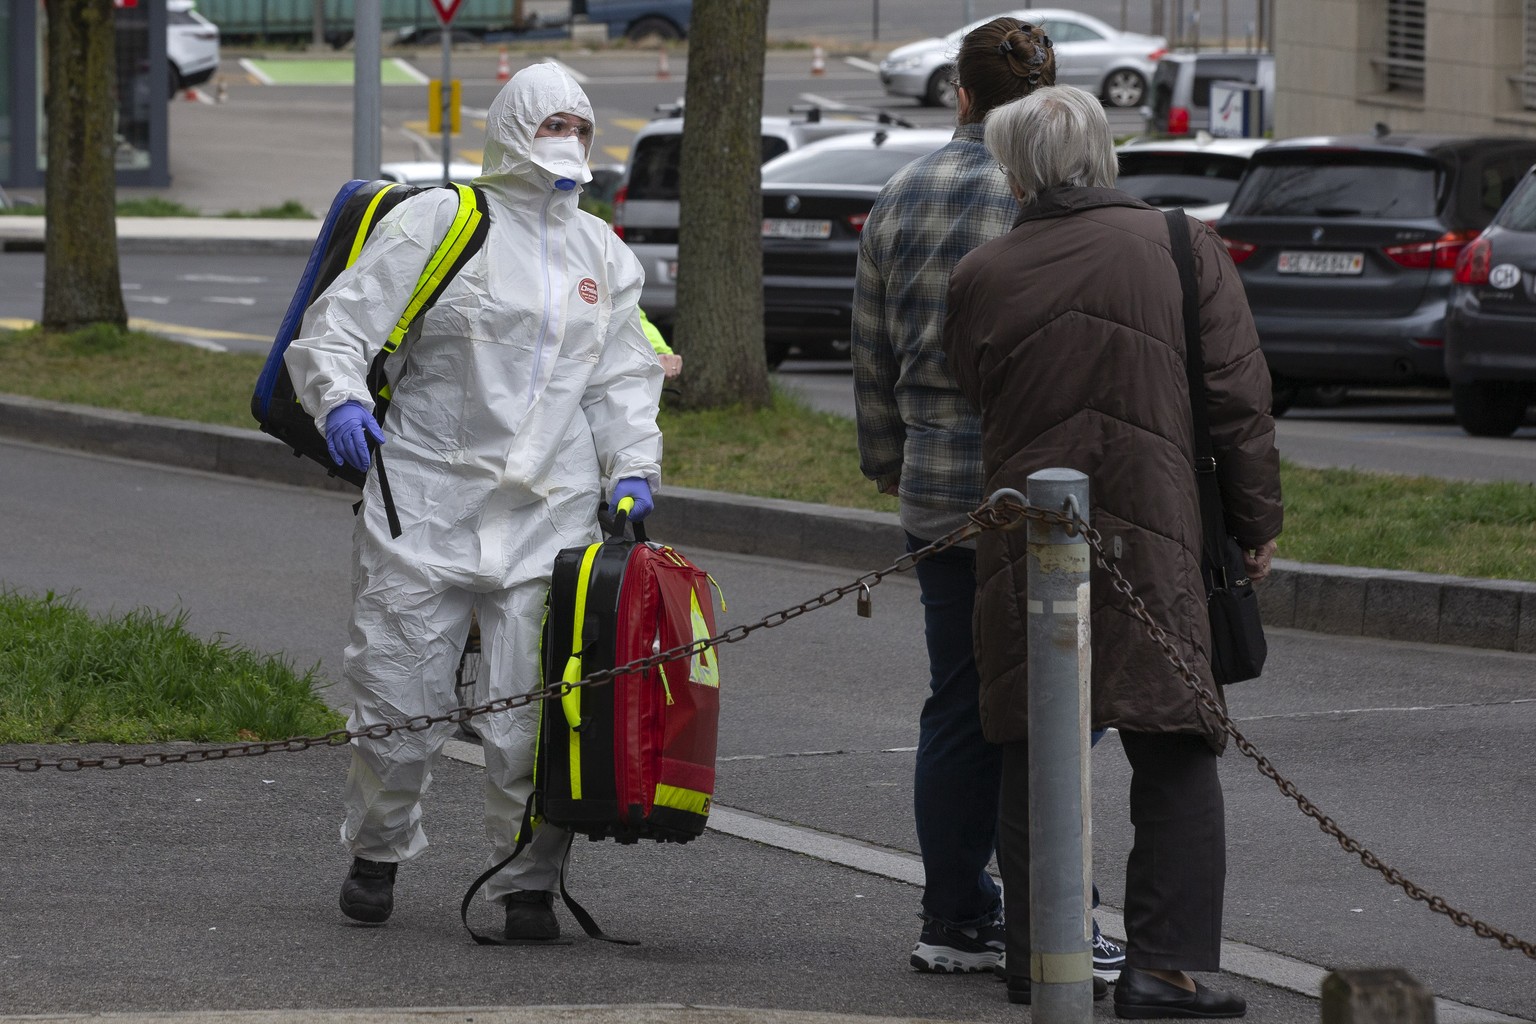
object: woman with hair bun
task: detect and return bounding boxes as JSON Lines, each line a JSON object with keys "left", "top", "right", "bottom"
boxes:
{"left": 852, "top": 16, "right": 1122, "bottom": 1002}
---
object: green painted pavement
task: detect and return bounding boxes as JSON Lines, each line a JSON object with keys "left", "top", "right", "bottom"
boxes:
{"left": 240, "top": 58, "right": 427, "bottom": 86}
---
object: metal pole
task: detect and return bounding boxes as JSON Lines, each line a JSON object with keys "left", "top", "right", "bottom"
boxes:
{"left": 440, "top": 26, "right": 452, "bottom": 181}
{"left": 1025, "top": 468, "right": 1093, "bottom": 1023}
{"left": 353, "top": 0, "right": 382, "bottom": 180}
{"left": 873, "top": 0, "right": 879, "bottom": 42}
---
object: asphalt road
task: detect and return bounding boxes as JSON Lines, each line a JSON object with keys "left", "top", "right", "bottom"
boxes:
{"left": 2, "top": 438, "right": 1534, "bottom": 1022}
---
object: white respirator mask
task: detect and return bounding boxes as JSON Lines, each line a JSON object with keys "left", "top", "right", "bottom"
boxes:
{"left": 529, "top": 136, "right": 592, "bottom": 192}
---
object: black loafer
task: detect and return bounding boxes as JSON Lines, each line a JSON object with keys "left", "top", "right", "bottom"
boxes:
{"left": 1114, "top": 966, "right": 1247, "bottom": 1019}
{"left": 1005, "top": 975, "right": 1109, "bottom": 1004}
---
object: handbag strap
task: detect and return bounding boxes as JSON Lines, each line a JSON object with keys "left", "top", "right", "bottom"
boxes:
{"left": 1163, "top": 208, "right": 1231, "bottom": 580}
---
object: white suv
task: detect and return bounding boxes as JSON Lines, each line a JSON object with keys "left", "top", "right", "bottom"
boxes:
{"left": 612, "top": 105, "right": 914, "bottom": 341}
{"left": 167, "top": 0, "right": 221, "bottom": 98}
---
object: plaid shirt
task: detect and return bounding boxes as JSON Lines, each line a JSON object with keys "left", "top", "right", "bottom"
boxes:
{"left": 852, "top": 124, "right": 1019, "bottom": 539}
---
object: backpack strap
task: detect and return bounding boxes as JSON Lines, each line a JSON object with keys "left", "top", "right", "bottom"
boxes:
{"left": 355, "top": 182, "right": 491, "bottom": 539}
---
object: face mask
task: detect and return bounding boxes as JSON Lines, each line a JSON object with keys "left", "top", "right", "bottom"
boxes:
{"left": 530, "top": 136, "right": 592, "bottom": 192}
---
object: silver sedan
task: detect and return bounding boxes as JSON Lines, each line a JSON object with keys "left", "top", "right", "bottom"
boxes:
{"left": 878, "top": 7, "right": 1167, "bottom": 109}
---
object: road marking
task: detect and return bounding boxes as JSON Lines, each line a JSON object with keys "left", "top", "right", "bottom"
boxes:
{"left": 843, "top": 56, "right": 881, "bottom": 73}
{"left": 127, "top": 317, "right": 268, "bottom": 343}
{"left": 127, "top": 294, "right": 171, "bottom": 305}
{"left": 203, "top": 296, "right": 257, "bottom": 307}
{"left": 613, "top": 117, "right": 650, "bottom": 132}
{"left": 180, "top": 274, "right": 266, "bottom": 284}
{"left": 392, "top": 57, "right": 430, "bottom": 84}
{"left": 546, "top": 58, "right": 588, "bottom": 84}
{"left": 239, "top": 58, "right": 274, "bottom": 86}
{"left": 438, "top": 736, "right": 1531, "bottom": 1023}
{"left": 1237, "top": 697, "right": 1536, "bottom": 722}
{"left": 601, "top": 144, "right": 629, "bottom": 163}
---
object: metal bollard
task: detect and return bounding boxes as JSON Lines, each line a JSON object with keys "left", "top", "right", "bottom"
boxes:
{"left": 1025, "top": 468, "right": 1094, "bottom": 1022}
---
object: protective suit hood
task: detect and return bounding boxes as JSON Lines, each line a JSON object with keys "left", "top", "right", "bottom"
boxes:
{"left": 478, "top": 63, "right": 595, "bottom": 195}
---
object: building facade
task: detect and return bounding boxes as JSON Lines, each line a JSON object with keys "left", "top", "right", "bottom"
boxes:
{"left": 1277, "top": 0, "right": 1536, "bottom": 139}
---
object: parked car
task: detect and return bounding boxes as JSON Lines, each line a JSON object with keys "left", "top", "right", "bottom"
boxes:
{"left": 378, "top": 160, "right": 481, "bottom": 186}
{"left": 613, "top": 105, "right": 916, "bottom": 339}
{"left": 167, "top": 0, "right": 221, "bottom": 98}
{"left": 1444, "top": 163, "right": 1536, "bottom": 436}
{"left": 878, "top": 8, "right": 1165, "bottom": 109}
{"left": 759, "top": 127, "right": 955, "bottom": 364}
{"left": 1218, "top": 132, "right": 1536, "bottom": 414}
{"left": 1115, "top": 134, "right": 1270, "bottom": 224}
{"left": 1144, "top": 50, "right": 1273, "bottom": 136}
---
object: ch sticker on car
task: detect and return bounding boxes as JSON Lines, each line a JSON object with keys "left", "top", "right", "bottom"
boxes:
{"left": 1489, "top": 263, "right": 1521, "bottom": 290}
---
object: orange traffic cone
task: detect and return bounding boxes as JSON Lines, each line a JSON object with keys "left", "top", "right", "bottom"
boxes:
{"left": 656, "top": 48, "right": 670, "bottom": 80}
{"left": 496, "top": 47, "right": 511, "bottom": 82}
{"left": 811, "top": 45, "right": 826, "bottom": 76}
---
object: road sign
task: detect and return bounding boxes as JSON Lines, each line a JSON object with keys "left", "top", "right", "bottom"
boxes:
{"left": 430, "top": 0, "right": 463, "bottom": 25}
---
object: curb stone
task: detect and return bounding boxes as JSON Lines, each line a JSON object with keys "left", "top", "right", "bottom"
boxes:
{"left": 2, "top": 392, "right": 1533, "bottom": 656}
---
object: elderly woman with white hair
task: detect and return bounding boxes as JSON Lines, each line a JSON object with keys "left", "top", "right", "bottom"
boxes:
{"left": 942, "top": 85, "right": 1282, "bottom": 1020}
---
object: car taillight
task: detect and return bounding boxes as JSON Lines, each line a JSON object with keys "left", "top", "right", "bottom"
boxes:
{"left": 1168, "top": 106, "right": 1189, "bottom": 135}
{"left": 1147, "top": 48, "right": 1168, "bottom": 61}
{"left": 1221, "top": 237, "right": 1256, "bottom": 264}
{"left": 611, "top": 185, "right": 627, "bottom": 240}
{"left": 1383, "top": 229, "right": 1478, "bottom": 270}
{"left": 846, "top": 212, "right": 869, "bottom": 232}
{"left": 1453, "top": 235, "right": 1492, "bottom": 285}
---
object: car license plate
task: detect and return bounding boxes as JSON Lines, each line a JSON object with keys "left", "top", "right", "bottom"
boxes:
{"left": 762, "top": 218, "right": 832, "bottom": 240}
{"left": 1277, "top": 250, "right": 1364, "bottom": 275}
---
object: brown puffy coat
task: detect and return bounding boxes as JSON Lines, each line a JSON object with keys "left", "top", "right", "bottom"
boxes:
{"left": 943, "top": 187, "right": 1282, "bottom": 751}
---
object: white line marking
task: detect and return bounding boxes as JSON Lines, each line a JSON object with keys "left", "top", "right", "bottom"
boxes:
{"left": 547, "top": 58, "right": 588, "bottom": 84}
{"left": 180, "top": 274, "right": 265, "bottom": 284}
{"left": 203, "top": 296, "right": 257, "bottom": 306}
{"left": 1053, "top": 599, "right": 1078, "bottom": 614}
{"left": 239, "top": 58, "right": 274, "bottom": 85}
{"left": 435, "top": 739, "right": 1533, "bottom": 1023}
{"left": 127, "top": 295, "right": 170, "bottom": 305}
{"left": 1236, "top": 697, "right": 1536, "bottom": 723}
{"left": 1027, "top": 599, "right": 1044, "bottom": 613}
{"left": 392, "top": 57, "right": 431, "bottom": 84}
{"left": 843, "top": 56, "right": 881, "bottom": 73}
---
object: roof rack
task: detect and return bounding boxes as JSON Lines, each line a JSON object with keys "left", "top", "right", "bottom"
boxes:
{"left": 786, "top": 102, "right": 915, "bottom": 129}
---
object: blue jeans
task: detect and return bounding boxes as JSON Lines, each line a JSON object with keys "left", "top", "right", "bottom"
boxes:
{"left": 908, "top": 533, "right": 1106, "bottom": 929}
{"left": 908, "top": 533, "right": 1003, "bottom": 928}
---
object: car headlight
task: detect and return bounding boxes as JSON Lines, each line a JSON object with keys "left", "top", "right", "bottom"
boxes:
{"left": 880, "top": 54, "right": 925, "bottom": 73}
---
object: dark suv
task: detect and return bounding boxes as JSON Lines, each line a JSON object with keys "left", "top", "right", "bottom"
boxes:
{"left": 1217, "top": 132, "right": 1536, "bottom": 413}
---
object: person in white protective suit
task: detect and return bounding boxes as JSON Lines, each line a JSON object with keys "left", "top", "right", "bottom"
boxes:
{"left": 284, "top": 62, "right": 663, "bottom": 942}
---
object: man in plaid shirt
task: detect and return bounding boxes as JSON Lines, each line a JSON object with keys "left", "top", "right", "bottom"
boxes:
{"left": 852, "top": 18, "right": 1124, "bottom": 991}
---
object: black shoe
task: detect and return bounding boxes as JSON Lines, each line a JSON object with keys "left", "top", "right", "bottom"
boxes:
{"left": 339, "top": 857, "right": 396, "bottom": 924}
{"left": 910, "top": 916, "right": 1006, "bottom": 973}
{"left": 1004, "top": 975, "right": 1109, "bottom": 1004}
{"left": 1114, "top": 966, "right": 1247, "bottom": 1019}
{"left": 503, "top": 889, "right": 560, "bottom": 942}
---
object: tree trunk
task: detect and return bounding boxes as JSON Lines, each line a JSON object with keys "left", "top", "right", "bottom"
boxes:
{"left": 672, "top": 0, "right": 769, "bottom": 410}
{"left": 41, "top": 0, "right": 126, "bottom": 334}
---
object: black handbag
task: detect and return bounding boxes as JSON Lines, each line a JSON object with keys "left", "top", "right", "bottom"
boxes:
{"left": 1165, "top": 208, "right": 1267, "bottom": 685}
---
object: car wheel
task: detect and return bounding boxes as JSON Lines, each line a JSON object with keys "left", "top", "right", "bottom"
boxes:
{"left": 167, "top": 61, "right": 183, "bottom": 99}
{"left": 627, "top": 16, "right": 681, "bottom": 43}
{"left": 1101, "top": 68, "right": 1146, "bottom": 108}
{"left": 1270, "top": 377, "right": 1299, "bottom": 417}
{"left": 1297, "top": 384, "right": 1349, "bottom": 408}
{"left": 925, "top": 67, "right": 957, "bottom": 108}
{"left": 1451, "top": 381, "right": 1531, "bottom": 437}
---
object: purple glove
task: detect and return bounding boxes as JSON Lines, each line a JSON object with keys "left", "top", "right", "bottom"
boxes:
{"left": 612, "top": 477, "right": 653, "bottom": 522}
{"left": 324, "top": 400, "right": 385, "bottom": 473}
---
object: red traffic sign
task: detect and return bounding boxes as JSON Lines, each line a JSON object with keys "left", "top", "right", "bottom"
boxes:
{"left": 430, "top": 0, "right": 463, "bottom": 25}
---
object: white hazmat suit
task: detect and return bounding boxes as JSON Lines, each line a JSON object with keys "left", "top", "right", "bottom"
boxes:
{"left": 286, "top": 63, "right": 663, "bottom": 900}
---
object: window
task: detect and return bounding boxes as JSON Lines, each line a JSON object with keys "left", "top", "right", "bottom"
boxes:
{"left": 1383, "top": 0, "right": 1425, "bottom": 93}
{"left": 1524, "top": 0, "right": 1536, "bottom": 110}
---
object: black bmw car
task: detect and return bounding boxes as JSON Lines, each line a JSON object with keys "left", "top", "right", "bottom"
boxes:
{"left": 1445, "top": 164, "right": 1536, "bottom": 436}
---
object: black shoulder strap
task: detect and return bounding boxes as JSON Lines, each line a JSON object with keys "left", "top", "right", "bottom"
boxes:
{"left": 1164, "top": 208, "right": 1227, "bottom": 568}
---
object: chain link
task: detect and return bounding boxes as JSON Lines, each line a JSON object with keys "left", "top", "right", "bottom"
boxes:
{"left": 4, "top": 493, "right": 1530, "bottom": 961}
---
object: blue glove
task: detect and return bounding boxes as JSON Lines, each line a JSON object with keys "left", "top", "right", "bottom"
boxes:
{"left": 324, "top": 400, "right": 385, "bottom": 473}
{"left": 612, "top": 477, "right": 653, "bottom": 522}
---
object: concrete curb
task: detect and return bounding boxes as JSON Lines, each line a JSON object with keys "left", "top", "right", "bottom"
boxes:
{"left": 0, "top": 216, "right": 321, "bottom": 256}
{"left": 4, "top": 392, "right": 1534, "bottom": 655}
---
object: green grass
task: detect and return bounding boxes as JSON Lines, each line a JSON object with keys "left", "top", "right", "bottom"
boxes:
{"left": 3, "top": 323, "right": 1535, "bottom": 580}
{"left": 0, "top": 589, "right": 345, "bottom": 744}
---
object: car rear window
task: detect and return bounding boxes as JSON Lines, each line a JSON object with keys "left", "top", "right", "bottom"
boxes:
{"left": 1494, "top": 172, "right": 1536, "bottom": 231}
{"left": 1117, "top": 153, "right": 1250, "bottom": 208}
{"left": 761, "top": 143, "right": 935, "bottom": 187}
{"left": 627, "top": 133, "right": 795, "bottom": 201}
{"left": 1225, "top": 152, "right": 1443, "bottom": 218}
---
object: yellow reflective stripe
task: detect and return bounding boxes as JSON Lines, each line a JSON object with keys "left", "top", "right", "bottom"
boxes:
{"left": 654, "top": 784, "right": 710, "bottom": 817}
{"left": 347, "top": 182, "right": 404, "bottom": 267}
{"left": 564, "top": 542, "right": 602, "bottom": 800}
{"left": 384, "top": 182, "right": 482, "bottom": 354}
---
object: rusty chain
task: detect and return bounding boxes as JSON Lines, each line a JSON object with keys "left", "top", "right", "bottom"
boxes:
{"left": 3, "top": 492, "right": 1529, "bottom": 962}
